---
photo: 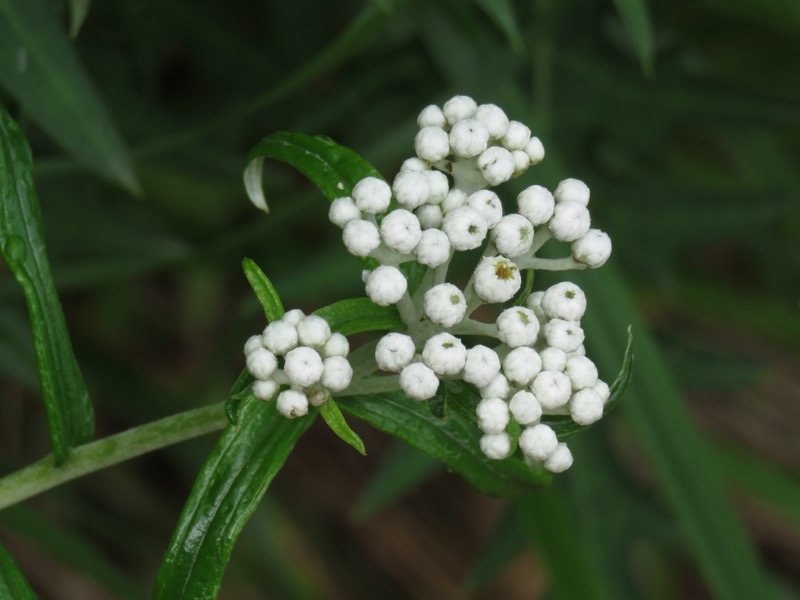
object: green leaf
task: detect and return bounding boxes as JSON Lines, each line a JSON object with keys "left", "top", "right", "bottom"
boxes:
{"left": 68, "top": 0, "right": 91, "bottom": 38}
{"left": 242, "top": 258, "right": 285, "bottom": 322}
{"left": 0, "top": 542, "right": 37, "bottom": 600}
{"left": 473, "top": 0, "right": 524, "bottom": 52}
{"left": 153, "top": 397, "right": 315, "bottom": 600}
{"left": 319, "top": 399, "right": 366, "bottom": 455}
{"left": 609, "top": 0, "right": 655, "bottom": 74}
{"left": 243, "top": 131, "right": 382, "bottom": 213}
{"left": 314, "top": 298, "right": 405, "bottom": 335}
{"left": 0, "top": 0, "right": 138, "bottom": 193}
{"left": 0, "top": 105, "right": 94, "bottom": 463}
{"left": 340, "top": 390, "right": 551, "bottom": 498}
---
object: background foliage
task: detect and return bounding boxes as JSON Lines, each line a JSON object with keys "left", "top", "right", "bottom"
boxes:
{"left": 0, "top": 0, "right": 798, "bottom": 598}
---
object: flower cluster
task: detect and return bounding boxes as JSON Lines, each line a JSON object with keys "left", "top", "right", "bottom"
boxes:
{"left": 243, "top": 310, "right": 353, "bottom": 418}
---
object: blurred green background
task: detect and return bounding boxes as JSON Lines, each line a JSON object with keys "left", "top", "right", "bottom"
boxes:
{"left": 0, "top": 0, "right": 798, "bottom": 598}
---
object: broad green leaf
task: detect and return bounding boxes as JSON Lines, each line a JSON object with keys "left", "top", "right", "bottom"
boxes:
{"left": 0, "top": 542, "right": 37, "bottom": 600}
{"left": 340, "top": 390, "right": 551, "bottom": 498}
{"left": 0, "top": 105, "right": 94, "bottom": 463}
{"left": 351, "top": 442, "right": 440, "bottom": 521}
{"left": 314, "top": 298, "right": 405, "bottom": 335}
{"left": 0, "top": 0, "right": 138, "bottom": 193}
{"left": 244, "top": 131, "right": 382, "bottom": 213}
{"left": 473, "top": 0, "right": 524, "bottom": 52}
{"left": 610, "top": 0, "right": 654, "bottom": 74}
{"left": 68, "top": 0, "right": 91, "bottom": 38}
{"left": 242, "top": 258, "right": 285, "bottom": 322}
{"left": 319, "top": 399, "right": 366, "bottom": 455}
{"left": 154, "top": 397, "right": 315, "bottom": 600}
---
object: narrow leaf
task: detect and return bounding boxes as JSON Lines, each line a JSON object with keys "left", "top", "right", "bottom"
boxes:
{"left": 244, "top": 131, "right": 382, "bottom": 212}
{"left": 68, "top": 0, "right": 91, "bottom": 38}
{"left": 0, "top": 543, "right": 37, "bottom": 600}
{"left": 314, "top": 298, "right": 405, "bottom": 335}
{"left": 0, "top": 105, "right": 94, "bottom": 463}
{"left": 242, "top": 258, "right": 284, "bottom": 322}
{"left": 154, "top": 396, "right": 315, "bottom": 600}
{"left": 319, "top": 399, "right": 366, "bottom": 455}
{"left": 0, "top": 0, "right": 138, "bottom": 193}
{"left": 610, "top": 0, "right": 655, "bottom": 74}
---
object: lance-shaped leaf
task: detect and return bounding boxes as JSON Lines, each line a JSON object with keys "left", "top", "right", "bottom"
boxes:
{"left": 319, "top": 399, "right": 366, "bottom": 455}
{"left": 314, "top": 298, "right": 404, "bottom": 335}
{"left": 0, "top": 105, "right": 94, "bottom": 463}
{"left": 242, "top": 258, "right": 285, "bottom": 322}
{"left": 0, "top": 542, "right": 37, "bottom": 600}
{"left": 0, "top": 0, "right": 138, "bottom": 193}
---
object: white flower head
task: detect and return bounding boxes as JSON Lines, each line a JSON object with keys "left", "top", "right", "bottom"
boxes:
{"left": 463, "top": 345, "right": 501, "bottom": 388}
{"left": 544, "top": 442, "right": 573, "bottom": 473}
{"left": 365, "top": 265, "right": 408, "bottom": 306}
{"left": 572, "top": 229, "right": 612, "bottom": 268}
{"left": 401, "top": 157, "right": 430, "bottom": 172}
{"left": 525, "top": 290, "right": 546, "bottom": 321}
{"left": 480, "top": 373, "right": 511, "bottom": 400}
{"left": 519, "top": 423, "right": 558, "bottom": 461}
{"left": 322, "top": 332, "right": 349, "bottom": 358}
{"left": 449, "top": 119, "right": 490, "bottom": 158}
{"left": 511, "top": 150, "right": 531, "bottom": 176}
{"left": 477, "top": 146, "right": 515, "bottom": 186}
{"left": 352, "top": 177, "right": 392, "bottom": 214}
{"left": 392, "top": 170, "right": 431, "bottom": 210}
{"left": 548, "top": 201, "right": 591, "bottom": 242}
{"left": 474, "top": 103, "right": 509, "bottom": 139}
{"left": 441, "top": 188, "right": 468, "bottom": 214}
{"left": 425, "top": 170, "right": 450, "bottom": 203}
{"left": 329, "top": 197, "right": 361, "bottom": 228}
{"left": 525, "top": 137, "right": 545, "bottom": 164}
{"left": 491, "top": 213, "right": 535, "bottom": 257}
{"left": 540, "top": 346, "right": 567, "bottom": 372}
{"left": 424, "top": 283, "right": 466, "bottom": 327}
{"left": 531, "top": 370, "right": 572, "bottom": 410}
{"left": 400, "top": 362, "right": 440, "bottom": 400}
{"left": 422, "top": 332, "right": 467, "bottom": 375}
{"left": 593, "top": 379, "right": 611, "bottom": 404}
{"left": 543, "top": 319, "right": 585, "bottom": 353}
{"left": 570, "top": 388, "right": 604, "bottom": 425}
{"left": 243, "top": 334, "right": 264, "bottom": 355}
{"left": 541, "top": 281, "right": 587, "bottom": 322}
{"left": 502, "top": 120, "right": 531, "bottom": 150}
{"left": 375, "top": 332, "right": 416, "bottom": 373}
{"left": 253, "top": 379, "right": 279, "bottom": 402}
{"left": 517, "top": 185, "right": 555, "bottom": 226}
{"left": 443, "top": 95, "right": 477, "bottom": 125}
{"left": 282, "top": 309, "right": 306, "bottom": 326}
{"left": 496, "top": 306, "right": 540, "bottom": 348}
{"left": 509, "top": 390, "right": 542, "bottom": 425}
{"left": 246, "top": 347, "right": 278, "bottom": 380}
{"left": 283, "top": 346, "right": 324, "bottom": 387}
{"left": 321, "top": 356, "right": 353, "bottom": 392}
{"left": 473, "top": 255, "right": 521, "bottom": 303}
{"left": 296, "top": 315, "right": 331, "bottom": 348}
{"left": 565, "top": 356, "right": 599, "bottom": 390}
{"left": 503, "top": 346, "right": 542, "bottom": 386}
{"left": 276, "top": 389, "right": 309, "bottom": 418}
{"left": 476, "top": 397, "right": 510, "bottom": 434}
{"left": 480, "top": 433, "right": 512, "bottom": 460}
{"left": 380, "top": 208, "right": 422, "bottom": 254}
{"left": 262, "top": 320, "right": 298, "bottom": 355}
{"left": 442, "top": 206, "right": 488, "bottom": 251}
{"left": 418, "top": 104, "right": 447, "bottom": 128}
{"left": 467, "top": 190, "right": 504, "bottom": 228}
{"left": 415, "top": 126, "right": 450, "bottom": 162}
{"left": 415, "top": 204, "right": 443, "bottom": 230}
{"left": 415, "top": 228, "right": 451, "bottom": 267}
{"left": 554, "top": 178, "right": 590, "bottom": 206}
{"left": 342, "top": 219, "right": 381, "bottom": 257}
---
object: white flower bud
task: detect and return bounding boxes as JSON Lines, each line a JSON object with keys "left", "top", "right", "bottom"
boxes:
{"left": 321, "top": 356, "right": 353, "bottom": 392}
{"left": 463, "top": 345, "right": 501, "bottom": 388}
{"left": 416, "top": 204, "right": 443, "bottom": 229}
{"left": 400, "top": 362, "right": 440, "bottom": 400}
{"left": 548, "top": 201, "right": 591, "bottom": 242}
{"left": 283, "top": 346, "right": 324, "bottom": 387}
{"left": 392, "top": 170, "right": 430, "bottom": 210}
{"left": 503, "top": 346, "right": 542, "bottom": 386}
{"left": 443, "top": 95, "right": 477, "bottom": 125}
{"left": 467, "top": 190, "right": 503, "bottom": 228}
{"left": 568, "top": 344, "right": 586, "bottom": 358}
{"left": 502, "top": 120, "right": 531, "bottom": 150}
{"left": 424, "top": 283, "right": 466, "bottom": 327}
{"left": 517, "top": 185, "right": 555, "bottom": 226}
{"left": 540, "top": 346, "right": 567, "bottom": 372}
{"left": 342, "top": 219, "right": 381, "bottom": 257}
{"left": 246, "top": 348, "right": 278, "bottom": 380}
{"left": 329, "top": 197, "right": 361, "bottom": 228}
{"left": 296, "top": 315, "right": 331, "bottom": 348}
{"left": 425, "top": 170, "right": 450, "bottom": 203}
{"left": 473, "top": 256, "right": 521, "bottom": 303}
{"left": 477, "top": 397, "right": 510, "bottom": 434}
{"left": 570, "top": 388, "right": 604, "bottom": 425}
{"left": 307, "top": 386, "right": 330, "bottom": 407}
{"left": 422, "top": 332, "right": 467, "bottom": 375}
{"left": 418, "top": 104, "right": 447, "bottom": 128}
{"left": 244, "top": 335, "right": 263, "bottom": 355}
{"left": 525, "top": 137, "right": 545, "bottom": 164}
{"left": 276, "top": 389, "right": 309, "bottom": 418}
{"left": 375, "top": 332, "right": 416, "bottom": 372}
{"left": 525, "top": 290, "right": 546, "bottom": 321}
{"left": 544, "top": 442, "right": 573, "bottom": 472}
{"left": 415, "top": 228, "right": 451, "bottom": 267}
{"left": 449, "top": 119, "right": 490, "bottom": 158}
{"left": 509, "top": 390, "right": 542, "bottom": 425}
{"left": 477, "top": 146, "right": 515, "bottom": 186}
{"left": 531, "top": 370, "right": 572, "bottom": 409}
{"left": 262, "top": 320, "right": 298, "bottom": 354}
{"left": 593, "top": 379, "right": 611, "bottom": 404}
{"left": 474, "top": 103, "right": 509, "bottom": 139}
{"left": 565, "top": 356, "right": 598, "bottom": 390}
{"left": 480, "top": 433, "right": 512, "bottom": 460}
{"left": 282, "top": 309, "right": 305, "bottom": 326}
{"left": 511, "top": 150, "right": 530, "bottom": 175}
{"left": 401, "top": 157, "right": 430, "bottom": 172}
{"left": 365, "top": 265, "right": 408, "bottom": 306}
{"left": 415, "top": 126, "right": 450, "bottom": 162}
{"left": 572, "top": 229, "right": 612, "bottom": 268}
{"left": 543, "top": 319, "right": 585, "bottom": 353}
{"left": 480, "top": 373, "right": 511, "bottom": 400}
{"left": 441, "top": 188, "right": 468, "bottom": 213}
{"left": 442, "top": 206, "right": 488, "bottom": 251}
{"left": 491, "top": 213, "right": 534, "bottom": 257}
{"left": 496, "top": 307, "right": 539, "bottom": 348}
{"left": 352, "top": 177, "right": 392, "bottom": 214}
{"left": 253, "top": 379, "right": 279, "bottom": 402}
{"left": 380, "top": 208, "right": 422, "bottom": 254}
{"left": 554, "top": 178, "right": 590, "bottom": 206}
{"left": 541, "top": 281, "right": 587, "bottom": 322}
{"left": 519, "top": 423, "right": 558, "bottom": 461}
{"left": 322, "top": 332, "right": 349, "bottom": 358}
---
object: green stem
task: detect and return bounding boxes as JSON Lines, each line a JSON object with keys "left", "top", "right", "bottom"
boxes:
{"left": 0, "top": 403, "right": 228, "bottom": 510}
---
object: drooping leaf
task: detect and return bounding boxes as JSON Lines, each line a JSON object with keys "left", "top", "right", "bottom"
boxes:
{"left": 242, "top": 258, "right": 285, "bottom": 322}
{"left": 244, "top": 131, "right": 382, "bottom": 213}
{"left": 319, "top": 399, "right": 367, "bottom": 455}
{"left": 610, "top": 0, "right": 655, "bottom": 74}
{"left": 0, "top": 0, "right": 138, "bottom": 193}
{"left": 0, "top": 542, "right": 37, "bottom": 600}
{"left": 153, "top": 397, "right": 315, "bottom": 600}
{"left": 314, "top": 298, "right": 405, "bottom": 335}
{"left": 0, "top": 105, "right": 94, "bottom": 463}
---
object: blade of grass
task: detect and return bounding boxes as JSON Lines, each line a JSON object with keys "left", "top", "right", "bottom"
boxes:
{"left": 0, "top": 542, "right": 37, "bottom": 599}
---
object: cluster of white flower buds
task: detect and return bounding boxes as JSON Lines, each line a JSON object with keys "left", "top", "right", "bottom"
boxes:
{"left": 243, "top": 309, "right": 353, "bottom": 418}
